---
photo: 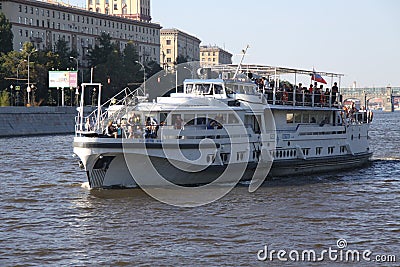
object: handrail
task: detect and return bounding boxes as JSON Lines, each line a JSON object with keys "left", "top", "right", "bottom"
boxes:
{"left": 76, "top": 86, "right": 146, "bottom": 136}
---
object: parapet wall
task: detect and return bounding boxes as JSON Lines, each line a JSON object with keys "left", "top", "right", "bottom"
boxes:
{"left": 0, "top": 106, "right": 93, "bottom": 137}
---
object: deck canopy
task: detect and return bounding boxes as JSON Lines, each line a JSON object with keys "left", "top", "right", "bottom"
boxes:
{"left": 210, "top": 64, "right": 344, "bottom": 78}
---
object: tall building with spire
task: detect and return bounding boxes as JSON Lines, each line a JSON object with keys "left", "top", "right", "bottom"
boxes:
{"left": 87, "top": 0, "right": 151, "bottom": 22}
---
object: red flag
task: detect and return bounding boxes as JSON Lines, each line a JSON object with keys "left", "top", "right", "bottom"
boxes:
{"left": 311, "top": 70, "right": 327, "bottom": 84}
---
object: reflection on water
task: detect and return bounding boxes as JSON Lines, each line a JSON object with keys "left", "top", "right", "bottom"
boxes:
{"left": 0, "top": 112, "right": 399, "bottom": 266}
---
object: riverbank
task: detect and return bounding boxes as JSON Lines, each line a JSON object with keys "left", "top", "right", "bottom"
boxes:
{"left": 0, "top": 106, "right": 94, "bottom": 137}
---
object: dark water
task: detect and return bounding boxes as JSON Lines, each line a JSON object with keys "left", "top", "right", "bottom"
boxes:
{"left": 0, "top": 112, "right": 399, "bottom": 266}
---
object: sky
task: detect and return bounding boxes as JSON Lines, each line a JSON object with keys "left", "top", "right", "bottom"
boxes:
{"left": 66, "top": 0, "right": 399, "bottom": 87}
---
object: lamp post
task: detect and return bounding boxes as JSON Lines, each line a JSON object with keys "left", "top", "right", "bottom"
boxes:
{"left": 135, "top": 61, "right": 146, "bottom": 96}
{"left": 90, "top": 66, "right": 96, "bottom": 84}
{"left": 9, "top": 85, "right": 13, "bottom": 106}
{"left": 26, "top": 49, "right": 37, "bottom": 106}
{"left": 183, "top": 66, "right": 194, "bottom": 79}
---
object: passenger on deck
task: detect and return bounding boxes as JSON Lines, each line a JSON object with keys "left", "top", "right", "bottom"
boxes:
{"left": 117, "top": 123, "right": 122, "bottom": 138}
{"left": 308, "top": 84, "right": 314, "bottom": 97}
{"left": 174, "top": 115, "right": 183, "bottom": 130}
{"left": 128, "top": 115, "right": 135, "bottom": 139}
{"left": 85, "top": 118, "right": 91, "bottom": 131}
{"left": 332, "top": 82, "right": 339, "bottom": 104}
{"left": 106, "top": 121, "right": 118, "bottom": 138}
{"left": 145, "top": 117, "right": 159, "bottom": 138}
{"left": 314, "top": 86, "right": 321, "bottom": 105}
{"left": 325, "top": 88, "right": 331, "bottom": 105}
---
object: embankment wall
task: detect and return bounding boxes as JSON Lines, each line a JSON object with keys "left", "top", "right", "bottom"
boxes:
{"left": 0, "top": 107, "right": 92, "bottom": 137}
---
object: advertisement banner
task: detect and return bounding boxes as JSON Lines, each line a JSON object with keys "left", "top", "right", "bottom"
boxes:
{"left": 49, "top": 71, "right": 78, "bottom": 88}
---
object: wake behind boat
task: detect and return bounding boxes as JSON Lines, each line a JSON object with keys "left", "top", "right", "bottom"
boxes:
{"left": 73, "top": 63, "right": 373, "bottom": 190}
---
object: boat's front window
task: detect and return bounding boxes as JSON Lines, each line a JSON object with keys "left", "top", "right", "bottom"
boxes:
{"left": 194, "top": 84, "right": 212, "bottom": 95}
{"left": 186, "top": 84, "right": 194, "bottom": 94}
{"left": 225, "top": 83, "right": 257, "bottom": 95}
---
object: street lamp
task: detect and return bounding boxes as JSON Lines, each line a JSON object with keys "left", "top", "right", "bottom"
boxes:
{"left": 183, "top": 66, "right": 194, "bottom": 79}
{"left": 26, "top": 49, "right": 38, "bottom": 106}
{"left": 9, "top": 85, "right": 13, "bottom": 106}
{"left": 135, "top": 61, "right": 146, "bottom": 96}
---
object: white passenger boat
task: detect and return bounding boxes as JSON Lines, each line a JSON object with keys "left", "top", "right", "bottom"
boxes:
{"left": 73, "top": 64, "right": 373, "bottom": 189}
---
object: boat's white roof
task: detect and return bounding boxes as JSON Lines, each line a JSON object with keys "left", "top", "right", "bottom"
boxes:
{"left": 211, "top": 64, "right": 344, "bottom": 77}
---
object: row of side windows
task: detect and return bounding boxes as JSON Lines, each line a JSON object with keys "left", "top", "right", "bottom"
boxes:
{"left": 17, "top": 4, "right": 158, "bottom": 36}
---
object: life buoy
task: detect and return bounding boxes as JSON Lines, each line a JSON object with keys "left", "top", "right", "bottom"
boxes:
{"left": 282, "top": 91, "right": 288, "bottom": 103}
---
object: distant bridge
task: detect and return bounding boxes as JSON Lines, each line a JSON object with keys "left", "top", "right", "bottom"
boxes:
{"left": 341, "top": 87, "right": 400, "bottom": 111}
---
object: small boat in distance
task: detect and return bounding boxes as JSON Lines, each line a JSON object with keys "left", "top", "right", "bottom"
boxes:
{"left": 73, "top": 63, "right": 373, "bottom": 190}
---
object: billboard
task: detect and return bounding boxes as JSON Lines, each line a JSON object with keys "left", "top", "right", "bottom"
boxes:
{"left": 49, "top": 71, "right": 78, "bottom": 88}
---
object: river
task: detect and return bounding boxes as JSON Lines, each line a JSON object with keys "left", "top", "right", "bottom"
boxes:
{"left": 0, "top": 112, "right": 399, "bottom": 266}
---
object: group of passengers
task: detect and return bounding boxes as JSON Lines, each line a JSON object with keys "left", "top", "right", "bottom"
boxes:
{"left": 254, "top": 78, "right": 340, "bottom": 106}
{"left": 105, "top": 114, "right": 146, "bottom": 139}
{"left": 104, "top": 113, "right": 225, "bottom": 139}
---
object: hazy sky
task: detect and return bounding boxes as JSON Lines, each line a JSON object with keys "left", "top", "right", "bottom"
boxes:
{"left": 67, "top": 0, "right": 399, "bottom": 87}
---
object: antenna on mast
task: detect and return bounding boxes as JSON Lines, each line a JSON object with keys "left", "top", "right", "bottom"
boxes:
{"left": 233, "top": 45, "right": 249, "bottom": 79}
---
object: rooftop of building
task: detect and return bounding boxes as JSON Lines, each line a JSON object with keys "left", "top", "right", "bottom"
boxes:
{"left": 200, "top": 45, "right": 233, "bottom": 55}
{"left": 7, "top": 0, "right": 161, "bottom": 28}
{"left": 161, "top": 28, "right": 201, "bottom": 42}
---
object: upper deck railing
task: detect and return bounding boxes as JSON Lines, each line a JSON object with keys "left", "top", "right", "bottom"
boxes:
{"left": 75, "top": 86, "right": 146, "bottom": 136}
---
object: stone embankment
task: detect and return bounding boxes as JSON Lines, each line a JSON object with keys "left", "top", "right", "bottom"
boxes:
{"left": 0, "top": 106, "right": 94, "bottom": 137}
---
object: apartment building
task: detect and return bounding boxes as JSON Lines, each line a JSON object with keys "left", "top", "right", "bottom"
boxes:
{"left": 160, "top": 28, "right": 201, "bottom": 69}
{"left": 87, "top": 0, "right": 151, "bottom": 22}
{"left": 200, "top": 45, "right": 232, "bottom": 66}
{"left": 1, "top": 0, "right": 161, "bottom": 66}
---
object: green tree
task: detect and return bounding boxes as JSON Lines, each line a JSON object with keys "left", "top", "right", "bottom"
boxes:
{"left": 54, "top": 39, "right": 78, "bottom": 71}
{"left": 88, "top": 33, "right": 115, "bottom": 67}
{"left": 146, "top": 60, "right": 163, "bottom": 78}
{"left": 0, "top": 13, "right": 13, "bottom": 54}
{"left": 88, "top": 37, "right": 148, "bottom": 101}
{"left": 176, "top": 55, "right": 188, "bottom": 65}
{"left": 0, "top": 90, "right": 10, "bottom": 106}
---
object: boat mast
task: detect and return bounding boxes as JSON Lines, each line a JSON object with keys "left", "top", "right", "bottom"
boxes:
{"left": 233, "top": 45, "right": 249, "bottom": 79}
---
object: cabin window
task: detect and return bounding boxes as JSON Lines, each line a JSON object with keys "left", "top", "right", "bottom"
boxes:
{"left": 294, "top": 113, "right": 302, "bottom": 123}
{"left": 303, "top": 113, "right": 310, "bottom": 123}
{"left": 228, "top": 113, "right": 240, "bottom": 124}
{"left": 207, "top": 154, "right": 215, "bottom": 163}
{"left": 214, "top": 84, "right": 223, "bottom": 94}
{"left": 184, "top": 114, "right": 195, "bottom": 126}
{"left": 195, "top": 84, "right": 211, "bottom": 95}
{"left": 245, "top": 115, "right": 261, "bottom": 134}
{"left": 172, "top": 114, "right": 183, "bottom": 129}
{"left": 186, "top": 84, "right": 194, "bottom": 94}
{"left": 286, "top": 113, "right": 294, "bottom": 124}
{"left": 196, "top": 114, "right": 207, "bottom": 125}
{"left": 316, "top": 147, "right": 322, "bottom": 155}
{"left": 160, "top": 113, "right": 168, "bottom": 125}
{"left": 221, "top": 153, "right": 230, "bottom": 163}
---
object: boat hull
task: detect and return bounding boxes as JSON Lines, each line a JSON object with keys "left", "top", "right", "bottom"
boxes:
{"left": 80, "top": 150, "right": 372, "bottom": 189}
